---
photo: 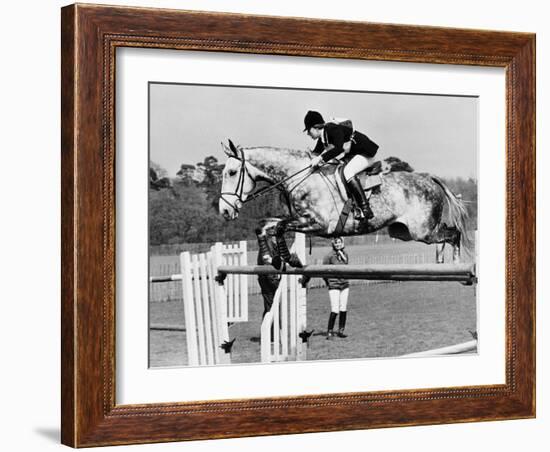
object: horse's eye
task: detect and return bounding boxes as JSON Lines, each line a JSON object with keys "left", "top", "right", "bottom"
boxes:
{"left": 228, "top": 170, "right": 237, "bottom": 177}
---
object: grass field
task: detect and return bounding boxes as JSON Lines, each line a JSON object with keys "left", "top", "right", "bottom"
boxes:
{"left": 149, "top": 279, "right": 477, "bottom": 368}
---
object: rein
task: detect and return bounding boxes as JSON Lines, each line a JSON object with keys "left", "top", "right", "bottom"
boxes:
{"left": 220, "top": 149, "right": 314, "bottom": 210}
{"left": 247, "top": 165, "right": 312, "bottom": 202}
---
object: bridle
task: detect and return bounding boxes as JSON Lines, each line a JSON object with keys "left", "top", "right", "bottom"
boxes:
{"left": 219, "top": 148, "right": 255, "bottom": 213}
{"left": 220, "top": 146, "right": 317, "bottom": 214}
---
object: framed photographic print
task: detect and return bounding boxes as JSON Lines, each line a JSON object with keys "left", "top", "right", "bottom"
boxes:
{"left": 61, "top": 3, "right": 535, "bottom": 447}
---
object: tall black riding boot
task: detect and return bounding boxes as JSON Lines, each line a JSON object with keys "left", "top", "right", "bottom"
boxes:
{"left": 326, "top": 312, "right": 337, "bottom": 340}
{"left": 337, "top": 311, "right": 348, "bottom": 338}
{"left": 347, "top": 176, "right": 374, "bottom": 220}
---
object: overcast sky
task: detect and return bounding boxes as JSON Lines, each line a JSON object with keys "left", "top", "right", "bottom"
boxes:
{"left": 149, "top": 82, "right": 477, "bottom": 179}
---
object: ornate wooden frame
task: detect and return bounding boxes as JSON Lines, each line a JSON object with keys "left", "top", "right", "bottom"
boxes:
{"left": 61, "top": 3, "right": 535, "bottom": 447}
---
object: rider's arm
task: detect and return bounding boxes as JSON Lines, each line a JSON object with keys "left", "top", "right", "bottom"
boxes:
{"left": 320, "top": 126, "right": 347, "bottom": 162}
{"left": 312, "top": 138, "right": 324, "bottom": 155}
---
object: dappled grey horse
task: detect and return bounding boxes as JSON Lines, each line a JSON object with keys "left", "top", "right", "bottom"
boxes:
{"left": 218, "top": 140, "right": 468, "bottom": 266}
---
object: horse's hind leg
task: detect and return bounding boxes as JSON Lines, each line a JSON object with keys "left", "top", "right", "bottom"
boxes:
{"left": 451, "top": 229, "right": 461, "bottom": 263}
{"left": 430, "top": 223, "right": 461, "bottom": 264}
{"left": 435, "top": 243, "right": 446, "bottom": 264}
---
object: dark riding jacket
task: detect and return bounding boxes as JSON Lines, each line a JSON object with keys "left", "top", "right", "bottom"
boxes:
{"left": 322, "top": 248, "right": 350, "bottom": 290}
{"left": 313, "top": 123, "right": 379, "bottom": 162}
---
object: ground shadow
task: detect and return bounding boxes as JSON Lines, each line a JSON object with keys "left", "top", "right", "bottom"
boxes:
{"left": 34, "top": 427, "right": 59, "bottom": 443}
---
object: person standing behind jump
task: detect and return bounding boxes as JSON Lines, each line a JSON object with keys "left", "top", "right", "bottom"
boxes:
{"left": 322, "top": 237, "right": 350, "bottom": 340}
{"left": 255, "top": 228, "right": 280, "bottom": 321}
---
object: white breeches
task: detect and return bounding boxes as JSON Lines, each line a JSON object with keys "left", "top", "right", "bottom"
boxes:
{"left": 343, "top": 154, "right": 376, "bottom": 182}
{"left": 329, "top": 288, "right": 349, "bottom": 313}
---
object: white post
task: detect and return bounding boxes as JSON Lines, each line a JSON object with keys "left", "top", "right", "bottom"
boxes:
{"left": 226, "top": 244, "right": 234, "bottom": 321}
{"left": 205, "top": 251, "right": 219, "bottom": 358}
{"left": 198, "top": 253, "right": 214, "bottom": 365}
{"left": 212, "top": 242, "right": 231, "bottom": 365}
{"left": 280, "top": 276, "right": 289, "bottom": 359}
{"left": 260, "top": 310, "right": 274, "bottom": 363}
{"left": 289, "top": 274, "right": 297, "bottom": 359}
{"left": 180, "top": 252, "right": 199, "bottom": 366}
{"left": 294, "top": 233, "right": 307, "bottom": 361}
{"left": 273, "top": 277, "right": 282, "bottom": 361}
{"left": 239, "top": 240, "right": 248, "bottom": 321}
{"left": 191, "top": 254, "right": 207, "bottom": 365}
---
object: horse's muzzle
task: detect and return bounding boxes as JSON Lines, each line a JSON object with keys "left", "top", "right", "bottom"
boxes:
{"left": 219, "top": 204, "right": 239, "bottom": 220}
{"left": 224, "top": 211, "right": 239, "bottom": 220}
{"left": 219, "top": 197, "right": 241, "bottom": 220}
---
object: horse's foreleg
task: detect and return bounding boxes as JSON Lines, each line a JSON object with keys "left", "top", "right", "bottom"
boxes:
{"left": 255, "top": 226, "right": 274, "bottom": 265}
{"left": 275, "top": 220, "right": 304, "bottom": 268}
{"left": 255, "top": 217, "right": 302, "bottom": 269}
{"left": 256, "top": 218, "right": 285, "bottom": 270}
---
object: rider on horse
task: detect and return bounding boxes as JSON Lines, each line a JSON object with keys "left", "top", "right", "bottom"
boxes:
{"left": 304, "top": 110, "right": 379, "bottom": 220}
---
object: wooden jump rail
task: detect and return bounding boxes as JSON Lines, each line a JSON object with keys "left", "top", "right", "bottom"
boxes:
{"left": 150, "top": 274, "right": 182, "bottom": 283}
{"left": 217, "top": 263, "right": 476, "bottom": 284}
{"left": 401, "top": 339, "right": 478, "bottom": 357}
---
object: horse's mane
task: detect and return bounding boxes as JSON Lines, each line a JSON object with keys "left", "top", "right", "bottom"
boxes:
{"left": 242, "top": 147, "right": 415, "bottom": 177}
{"left": 243, "top": 146, "right": 311, "bottom": 160}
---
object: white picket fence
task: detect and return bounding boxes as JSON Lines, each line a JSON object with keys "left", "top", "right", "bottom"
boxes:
{"left": 180, "top": 249, "right": 229, "bottom": 366}
{"left": 179, "top": 234, "right": 308, "bottom": 365}
{"left": 158, "top": 240, "right": 248, "bottom": 366}
{"left": 218, "top": 241, "right": 248, "bottom": 323}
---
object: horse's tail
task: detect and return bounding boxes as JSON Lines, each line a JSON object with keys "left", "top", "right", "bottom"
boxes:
{"left": 431, "top": 176, "right": 471, "bottom": 253}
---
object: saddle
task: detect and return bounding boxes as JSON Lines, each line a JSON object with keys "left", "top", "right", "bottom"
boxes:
{"left": 334, "top": 166, "right": 382, "bottom": 201}
{"left": 332, "top": 156, "right": 414, "bottom": 201}
{"left": 332, "top": 157, "right": 414, "bottom": 234}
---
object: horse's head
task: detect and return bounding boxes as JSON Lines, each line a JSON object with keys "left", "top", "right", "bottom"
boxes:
{"left": 218, "top": 140, "right": 256, "bottom": 220}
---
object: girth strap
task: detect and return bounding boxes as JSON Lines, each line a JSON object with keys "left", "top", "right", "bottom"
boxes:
{"left": 334, "top": 199, "right": 353, "bottom": 236}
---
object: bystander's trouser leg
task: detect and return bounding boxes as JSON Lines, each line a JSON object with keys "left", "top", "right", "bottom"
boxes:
{"left": 337, "top": 288, "right": 349, "bottom": 338}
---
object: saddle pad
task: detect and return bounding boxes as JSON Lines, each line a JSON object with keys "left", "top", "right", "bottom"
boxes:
{"left": 363, "top": 174, "right": 382, "bottom": 190}
{"left": 334, "top": 165, "right": 382, "bottom": 200}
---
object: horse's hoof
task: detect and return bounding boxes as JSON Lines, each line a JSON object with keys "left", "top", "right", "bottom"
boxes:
{"left": 288, "top": 253, "right": 303, "bottom": 268}
{"left": 271, "top": 255, "right": 284, "bottom": 271}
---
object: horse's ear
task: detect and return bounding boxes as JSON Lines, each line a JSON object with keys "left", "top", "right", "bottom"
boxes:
{"left": 228, "top": 139, "right": 239, "bottom": 156}
{"left": 221, "top": 141, "right": 233, "bottom": 157}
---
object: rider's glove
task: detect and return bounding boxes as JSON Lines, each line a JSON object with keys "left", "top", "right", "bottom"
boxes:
{"left": 311, "top": 155, "right": 323, "bottom": 169}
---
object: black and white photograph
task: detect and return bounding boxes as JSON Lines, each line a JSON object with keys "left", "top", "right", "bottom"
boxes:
{"left": 148, "top": 82, "right": 478, "bottom": 368}
{"left": 2, "top": 0, "right": 542, "bottom": 449}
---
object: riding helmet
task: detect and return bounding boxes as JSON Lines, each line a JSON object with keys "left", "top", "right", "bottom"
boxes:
{"left": 303, "top": 110, "right": 325, "bottom": 131}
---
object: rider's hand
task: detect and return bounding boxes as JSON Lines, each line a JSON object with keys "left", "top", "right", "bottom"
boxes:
{"left": 311, "top": 155, "right": 323, "bottom": 169}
